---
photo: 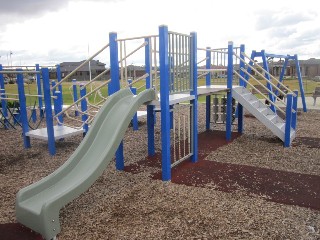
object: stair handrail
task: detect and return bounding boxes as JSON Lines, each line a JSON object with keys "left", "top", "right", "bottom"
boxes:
{"left": 240, "top": 52, "right": 296, "bottom": 97}
{"left": 241, "top": 67, "right": 286, "bottom": 106}
{"left": 234, "top": 71, "right": 286, "bottom": 115}
{"left": 233, "top": 52, "right": 293, "bottom": 98}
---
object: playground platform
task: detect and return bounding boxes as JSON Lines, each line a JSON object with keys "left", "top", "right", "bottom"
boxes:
{"left": 197, "top": 85, "right": 235, "bottom": 96}
{"left": 26, "top": 125, "right": 83, "bottom": 140}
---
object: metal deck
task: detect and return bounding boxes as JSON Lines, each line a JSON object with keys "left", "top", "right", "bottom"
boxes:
{"left": 197, "top": 85, "right": 238, "bottom": 96}
{"left": 26, "top": 125, "right": 83, "bottom": 140}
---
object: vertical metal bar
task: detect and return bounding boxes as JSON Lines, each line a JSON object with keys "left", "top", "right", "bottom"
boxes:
{"left": 292, "top": 90, "right": 298, "bottom": 130}
{"left": 284, "top": 93, "right": 293, "bottom": 147}
{"left": 159, "top": 25, "right": 171, "bottom": 181}
{"left": 17, "top": 69, "right": 31, "bottom": 148}
{"left": 130, "top": 86, "right": 139, "bottom": 130}
{"left": 109, "top": 31, "right": 123, "bottom": 171}
{"left": 42, "top": 67, "right": 56, "bottom": 155}
{"left": 205, "top": 47, "right": 211, "bottom": 130}
{"left": 178, "top": 35, "right": 183, "bottom": 92}
{"left": 80, "top": 84, "right": 88, "bottom": 135}
{"left": 183, "top": 113, "right": 186, "bottom": 157}
{"left": 178, "top": 105, "right": 181, "bottom": 160}
{"left": 184, "top": 36, "right": 193, "bottom": 90}
{"left": 190, "top": 31, "right": 198, "bottom": 163}
{"left": 188, "top": 104, "right": 191, "bottom": 155}
{"left": 52, "top": 81, "right": 63, "bottom": 125}
{"left": 147, "top": 104, "right": 155, "bottom": 156}
{"left": 176, "top": 34, "right": 179, "bottom": 92}
{"left": 226, "top": 41, "right": 233, "bottom": 141}
{"left": 55, "top": 90, "right": 63, "bottom": 126}
{"left": 145, "top": 37, "right": 155, "bottom": 156}
{"left": 51, "top": 81, "right": 58, "bottom": 116}
{"left": 261, "top": 50, "right": 276, "bottom": 112}
{"left": 124, "top": 41, "right": 128, "bottom": 84}
{"left": 237, "top": 44, "right": 245, "bottom": 134}
{"left": 153, "top": 37, "right": 157, "bottom": 90}
{"left": 72, "top": 79, "right": 79, "bottom": 117}
{"left": 295, "top": 54, "right": 307, "bottom": 112}
{"left": 120, "top": 40, "right": 124, "bottom": 87}
{"left": 173, "top": 108, "right": 176, "bottom": 162}
{"left": 168, "top": 33, "right": 171, "bottom": 93}
{"left": 145, "top": 38, "right": 151, "bottom": 89}
{"left": 0, "top": 64, "right": 9, "bottom": 128}
{"left": 277, "top": 57, "right": 288, "bottom": 95}
{"left": 35, "top": 64, "right": 44, "bottom": 118}
{"left": 182, "top": 36, "right": 186, "bottom": 91}
{"left": 56, "top": 64, "right": 63, "bottom": 105}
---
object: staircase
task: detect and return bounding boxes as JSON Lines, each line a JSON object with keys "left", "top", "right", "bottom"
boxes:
{"left": 232, "top": 86, "right": 296, "bottom": 144}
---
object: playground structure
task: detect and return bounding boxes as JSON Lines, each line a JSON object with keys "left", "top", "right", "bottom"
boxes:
{"left": 6, "top": 25, "right": 307, "bottom": 239}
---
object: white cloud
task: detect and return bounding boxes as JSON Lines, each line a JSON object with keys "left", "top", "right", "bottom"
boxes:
{"left": 0, "top": 0, "right": 319, "bottom": 66}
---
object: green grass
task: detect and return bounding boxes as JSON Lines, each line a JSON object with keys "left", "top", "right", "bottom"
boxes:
{"left": 3, "top": 77, "right": 319, "bottom": 106}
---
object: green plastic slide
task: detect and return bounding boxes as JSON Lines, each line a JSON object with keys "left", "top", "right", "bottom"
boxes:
{"left": 16, "top": 88, "right": 155, "bottom": 240}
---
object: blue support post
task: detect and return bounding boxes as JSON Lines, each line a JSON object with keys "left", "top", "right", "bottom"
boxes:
{"left": 17, "top": 69, "right": 31, "bottom": 148}
{"left": 35, "top": 64, "right": 44, "bottom": 118}
{"left": 276, "top": 57, "right": 289, "bottom": 96}
{"left": 292, "top": 90, "right": 298, "bottom": 130}
{"left": 0, "top": 65, "right": 9, "bottom": 128}
{"left": 52, "top": 81, "right": 63, "bottom": 126}
{"left": 294, "top": 54, "right": 307, "bottom": 112}
{"left": 261, "top": 50, "right": 276, "bottom": 113}
{"left": 147, "top": 105, "right": 155, "bottom": 156}
{"left": 190, "top": 32, "right": 198, "bottom": 163}
{"left": 128, "top": 79, "right": 139, "bottom": 130}
{"left": 109, "top": 31, "right": 124, "bottom": 171}
{"left": 284, "top": 93, "right": 293, "bottom": 147}
{"left": 72, "top": 79, "right": 79, "bottom": 117}
{"left": 226, "top": 42, "right": 233, "bottom": 141}
{"left": 56, "top": 64, "right": 63, "bottom": 106}
{"left": 237, "top": 44, "right": 245, "bottom": 134}
{"left": 51, "top": 81, "right": 58, "bottom": 116}
{"left": 145, "top": 37, "right": 155, "bottom": 156}
{"left": 145, "top": 37, "right": 152, "bottom": 89}
{"left": 205, "top": 47, "right": 211, "bottom": 130}
{"left": 244, "top": 51, "right": 256, "bottom": 85}
{"left": 159, "top": 25, "right": 171, "bottom": 181}
{"left": 80, "top": 84, "right": 88, "bottom": 136}
{"left": 42, "top": 68, "right": 56, "bottom": 155}
{"left": 170, "top": 105, "right": 173, "bottom": 129}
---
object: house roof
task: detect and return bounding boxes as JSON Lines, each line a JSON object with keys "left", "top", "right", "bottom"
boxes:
{"left": 298, "top": 58, "right": 320, "bottom": 65}
{"left": 60, "top": 60, "right": 106, "bottom": 72}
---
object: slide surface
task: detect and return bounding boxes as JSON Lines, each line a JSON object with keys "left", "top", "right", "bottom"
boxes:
{"left": 16, "top": 88, "right": 155, "bottom": 240}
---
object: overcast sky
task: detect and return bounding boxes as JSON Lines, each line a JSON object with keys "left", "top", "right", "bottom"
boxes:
{"left": 0, "top": 0, "right": 319, "bottom": 66}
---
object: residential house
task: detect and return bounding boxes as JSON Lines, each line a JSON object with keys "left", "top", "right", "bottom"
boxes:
{"left": 59, "top": 60, "right": 108, "bottom": 81}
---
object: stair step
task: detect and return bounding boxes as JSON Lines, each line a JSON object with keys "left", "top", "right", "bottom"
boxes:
{"left": 257, "top": 107, "right": 268, "bottom": 114}
{"left": 275, "top": 122, "right": 285, "bottom": 131}
{"left": 249, "top": 99, "right": 259, "bottom": 107}
{"left": 266, "top": 114, "right": 277, "bottom": 123}
{"left": 241, "top": 93, "right": 252, "bottom": 100}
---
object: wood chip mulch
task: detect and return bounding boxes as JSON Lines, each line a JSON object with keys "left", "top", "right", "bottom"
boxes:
{"left": 0, "top": 104, "right": 319, "bottom": 239}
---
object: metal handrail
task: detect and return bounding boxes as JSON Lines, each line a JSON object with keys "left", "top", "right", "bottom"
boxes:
{"left": 240, "top": 52, "right": 296, "bottom": 97}
{"left": 241, "top": 68, "right": 286, "bottom": 106}
{"left": 234, "top": 71, "right": 286, "bottom": 115}
{"left": 234, "top": 53, "right": 289, "bottom": 97}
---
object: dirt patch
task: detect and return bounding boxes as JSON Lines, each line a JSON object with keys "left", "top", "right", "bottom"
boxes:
{"left": 293, "top": 137, "right": 320, "bottom": 148}
{"left": 0, "top": 223, "right": 43, "bottom": 240}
